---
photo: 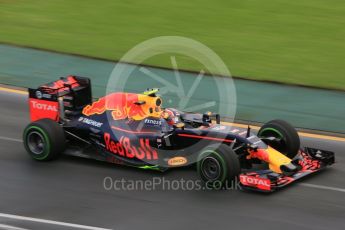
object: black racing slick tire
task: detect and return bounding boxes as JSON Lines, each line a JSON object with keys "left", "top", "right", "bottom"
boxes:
{"left": 197, "top": 144, "right": 240, "bottom": 189}
{"left": 258, "top": 119, "right": 300, "bottom": 159}
{"left": 23, "top": 118, "right": 66, "bottom": 161}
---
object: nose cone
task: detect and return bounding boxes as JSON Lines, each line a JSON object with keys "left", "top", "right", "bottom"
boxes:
{"left": 280, "top": 161, "right": 301, "bottom": 176}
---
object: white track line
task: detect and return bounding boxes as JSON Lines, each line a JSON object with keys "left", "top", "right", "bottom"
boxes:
{"left": 0, "top": 136, "right": 22, "bottom": 143}
{"left": 0, "top": 213, "right": 112, "bottom": 230}
{"left": 0, "top": 224, "right": 28, "bottom": 230}
{"left": 300, "top": 183, "right": 345, "bottom": 193}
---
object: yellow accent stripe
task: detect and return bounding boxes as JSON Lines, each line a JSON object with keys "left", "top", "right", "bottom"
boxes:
{"left": 297, "top": 132, "right": 345, "bottom": 142}
{"left": 0, "top": 86, "right": 344, "bottom": 142}
{"left": 0, "top": 87, "right": 27, "bottom": 95}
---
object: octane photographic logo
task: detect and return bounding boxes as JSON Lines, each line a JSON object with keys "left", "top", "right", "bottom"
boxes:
{"left": 106, "top": 36, "right": 237, "bottom": 166}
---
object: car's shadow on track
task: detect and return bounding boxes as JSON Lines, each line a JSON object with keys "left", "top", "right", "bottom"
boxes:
{"left": 54, "top": 154, "right": 286, "bottom": 197}
{"left": 23, "top": 149, "right": 337, "bottom": 198}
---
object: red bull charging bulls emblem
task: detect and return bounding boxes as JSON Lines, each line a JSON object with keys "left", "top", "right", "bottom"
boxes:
{"left": 82, "top": 92, "right": 162, "bottom": 120}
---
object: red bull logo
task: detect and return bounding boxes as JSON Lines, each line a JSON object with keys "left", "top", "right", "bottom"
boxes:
{"left": 82, "top": 92, "right": 162, "bottom": 120}
{"left": 104, "top": 133, "right": 158, "bottom": 160}
{"left": 83, "top": 93, "right": 146, "bottom": 120}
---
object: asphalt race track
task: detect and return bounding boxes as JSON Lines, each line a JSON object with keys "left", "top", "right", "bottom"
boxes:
{"left": 0, "top": 90, "right": 344, "bottom": 230}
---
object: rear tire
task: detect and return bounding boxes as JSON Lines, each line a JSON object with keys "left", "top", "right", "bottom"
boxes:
{"left": 197, "top": 144, "right": 240, "bottom": 189}
{"left": 23, "top": 118, "right": 66, "bottom": 161}
{"left": 258, "top": 119, "right": 300, "bottom": 159}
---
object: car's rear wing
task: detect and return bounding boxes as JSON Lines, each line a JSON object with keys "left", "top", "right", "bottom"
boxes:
{"left": 28, "top": 76, "right": 92, "bottom": 122}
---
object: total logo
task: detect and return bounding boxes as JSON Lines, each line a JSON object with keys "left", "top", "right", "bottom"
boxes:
{"left": 144, "top": 118, "right": 162, "bottom": 126}
{"left": 240, "top": 175, "right": 271, "bottom": 190}
{"left": 79, "top": 117, "right": 103, "bottom": 128}
{"left": 31, "top": 101, "right": 58, "bottom": 111}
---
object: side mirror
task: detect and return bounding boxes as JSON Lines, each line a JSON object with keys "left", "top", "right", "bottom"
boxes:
{"left": 215, "top": 114, "right": 220, "bottom": 124}
{"left": 202, "top": 112, "right": 220, "bottom": 124}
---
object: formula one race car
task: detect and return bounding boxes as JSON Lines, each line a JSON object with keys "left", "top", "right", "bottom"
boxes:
{"left": 23, "top": 76, "right": 335, "bottom": 192}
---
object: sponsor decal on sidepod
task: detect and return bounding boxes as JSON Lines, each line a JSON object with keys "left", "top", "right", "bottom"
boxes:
{"left": 79, "top": 117, "right": 103, "bottom": 128}
{"left": 104, "top": 133, "right": 158, "bottom": 160}
{"left": 168, "top": 157, "right": 188, "bottom": 166}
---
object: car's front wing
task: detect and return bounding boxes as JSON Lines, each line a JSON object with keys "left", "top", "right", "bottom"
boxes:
{"left": 239, "top": 147, "right": 335, "bottom": 192}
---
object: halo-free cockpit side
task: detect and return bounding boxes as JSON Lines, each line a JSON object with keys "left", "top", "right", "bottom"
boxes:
{"left": 23, "top": 76, "right": 335, "bottom": 192}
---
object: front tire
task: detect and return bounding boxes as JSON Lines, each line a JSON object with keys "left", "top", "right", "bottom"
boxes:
{"left": 197, "top": 144, "right": 240, "bottom": 189}
{"left": 23, "top": 118, "right": 66, "bottom": 161}
{"left": 258, "top": 119, "right": 300, "bottom": 159}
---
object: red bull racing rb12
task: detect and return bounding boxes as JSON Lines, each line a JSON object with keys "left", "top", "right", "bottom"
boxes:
{"left": 23, "top": 76, "right": 335, "bottom": 192}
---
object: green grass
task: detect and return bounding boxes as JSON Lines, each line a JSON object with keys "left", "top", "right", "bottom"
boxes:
{"left": 0, "top": 0, "right": 345, "bottom": 90}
